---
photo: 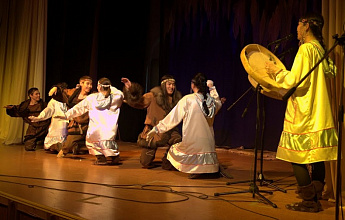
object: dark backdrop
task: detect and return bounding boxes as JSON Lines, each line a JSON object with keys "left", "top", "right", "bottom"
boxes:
{"left": 46, "top": 0, "right": 321, "bottom": 151}
{"left": 46, "top": 0, "right": 150, "bottom": 141}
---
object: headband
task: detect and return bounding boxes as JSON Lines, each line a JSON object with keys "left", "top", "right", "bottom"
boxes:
{"left": 98, "top": 82, "right": 110, "bottom": 87}
{"left": 161, "top": 78, "right": 175, "bottom": 85}
{"left": 299, "top": 18, "right": 322, "bottom": 27}
{"left": 80, "top": 79, "right": 92, "bottom": 83}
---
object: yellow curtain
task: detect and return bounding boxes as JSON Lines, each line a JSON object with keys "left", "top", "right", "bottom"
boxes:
{"left": 0, "top": 0, "right": 47, "bottom": 144}
{"left": 322, "top": 0, "right": 345, "bottom": 201}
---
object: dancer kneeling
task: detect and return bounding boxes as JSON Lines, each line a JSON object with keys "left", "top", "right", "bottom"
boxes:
{"left": 146, "top": 73, "right": 222, "bottom": 178}
{"left": 28, "top": 83, "right": 69, "bottom": 152}
{"left": 56, "top": 78, "right": 123, "bottom": 165}
{"left": 121, "top": 75, "right": 182, "bottom": 169}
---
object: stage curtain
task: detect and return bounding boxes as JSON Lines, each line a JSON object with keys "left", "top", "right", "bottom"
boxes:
{"left": 0, "top": 0, "right": 47, "bottom": 144}
{"left": 322, "top": 0, "right": 345, "bottom": 201}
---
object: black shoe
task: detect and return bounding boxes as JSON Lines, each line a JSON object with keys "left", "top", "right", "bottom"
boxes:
{"left": 108, "top": 156, "right": 121, "bottom": 165}
{"left": 188, "top": 174, "right": 201, "bottom": 179}
{"left": 219, "top": 166, "right": 233, "bottom": 179}
{"left": 188, "top": 173, "right": 220, "bottom": 179}
{"left": 94, "top": 155, "right": 107, "bottom": 165}
{"left": 142, "top": 163, "right": 159, "bottom": 169}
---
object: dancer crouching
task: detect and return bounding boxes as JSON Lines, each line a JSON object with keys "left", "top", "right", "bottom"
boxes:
{"left": 56, "top": 78, "right": 123, "bottom": 165}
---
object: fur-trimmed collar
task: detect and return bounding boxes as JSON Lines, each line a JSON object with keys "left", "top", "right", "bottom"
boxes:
{"left": 151, "top": 86, "right": 182, "bottom": 113}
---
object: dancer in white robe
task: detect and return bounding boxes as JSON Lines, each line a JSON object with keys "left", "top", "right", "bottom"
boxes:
{"left": 57, "top": 77, "right": 124, "bottom": 165}
{"left": 29, "top": 98, "right": 68, "bottom": 151}
{"left": 147, "top": 73, "right": 222, "bottom": 177}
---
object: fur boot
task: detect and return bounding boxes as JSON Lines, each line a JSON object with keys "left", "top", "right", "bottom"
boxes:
{"left": 286, "top": 183, "right": 321, "bottom": 212}
{"left": 312, "top": 180, "right": 325, "bottom": 200}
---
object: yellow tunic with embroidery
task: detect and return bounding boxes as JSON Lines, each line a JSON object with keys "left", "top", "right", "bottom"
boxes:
{"left": 274, "top": 40, "right": 338, "bottom": 164}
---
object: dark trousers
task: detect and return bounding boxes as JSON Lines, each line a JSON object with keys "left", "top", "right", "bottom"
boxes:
{"left": 138, "top": 127, "right": 181, "bottom": 169}
{"left": 61, "top": 134, "right": 87, "bottom": 154}
{"left": 292, "top": 162, "right": 325, "bottom": 186}
{"left": 24, "top": 125, "right": 49, "bottom": 151}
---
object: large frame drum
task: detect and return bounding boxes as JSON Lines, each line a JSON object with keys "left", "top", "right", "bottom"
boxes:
{"left": 240, "top": 44, "right": 286, "bottom": 100}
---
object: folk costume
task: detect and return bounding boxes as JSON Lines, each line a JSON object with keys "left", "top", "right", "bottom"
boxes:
{"left": 6, "top": 99, "right": 50, "bottom": 151}
{"left": 268, "top": 14, "right": 338, "bottom": 212}
{"left": 64, "top": 86, "right": 123, "bottom": 162}
{"left": 30, "top": 98, "right": 68, "bottom": 151}
{"left": 155, "top": 90, "right": 222, "bottom": 174}
{"left": 274, "top": 40, "right": 338, "bottom": 164}
{"left": 123, "top": 79, "right": 182, "bottom": 169}
{"left": 53, "top": 86, "right": 90, "bottom": 155}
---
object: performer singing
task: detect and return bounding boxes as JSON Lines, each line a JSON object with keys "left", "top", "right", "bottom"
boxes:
{"left": 121, "top": 75, "right": 182, "bottom": 169}
{"left": 56, "top": 78, "right": 123, "bottom": 165}
{"left": 266, "top": 12, "right": 338, "bottom": 212}
{"left": 146, "top": 73, "right": 222, "bottom": 178}
{"left": 4, "top": 88, "right": 50, "bottom": 151}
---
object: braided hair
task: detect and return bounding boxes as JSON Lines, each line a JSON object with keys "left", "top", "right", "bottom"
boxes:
{"left": 299, "top": 13, "right": 326, "bottom": 51}
{"left": 192, "top": 73, "right": 209, "bottom": 116}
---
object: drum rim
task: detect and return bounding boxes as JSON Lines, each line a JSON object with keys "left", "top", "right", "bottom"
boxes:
{"left": 240, "top": 44, "right": 286, "bottom": 100}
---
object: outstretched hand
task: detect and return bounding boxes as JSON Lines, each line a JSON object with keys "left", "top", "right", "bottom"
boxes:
{"left": 121, "top": 78, "right": 132, "bottom": 90}
{"left": 54, "top": 115, "right": 67, "bottom": 120}
{"left": 48, "top": 87, "right": 58, "bottom": 96}
{"left": 207, "top": 80, "right": 214, "bottom": 88}
{"left": 146, "top": 127, "right": 157, "bottom": 141}
{"left": 28, "top": 116, "right": 40, "bottom": 122}
{"left": 3, "top": 105, "right": 14, "bottom": 109}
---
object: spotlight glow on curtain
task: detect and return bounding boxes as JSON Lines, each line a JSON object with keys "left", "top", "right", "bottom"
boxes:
{"left": 0, "top": 0, "right": 47, "bottom": 144}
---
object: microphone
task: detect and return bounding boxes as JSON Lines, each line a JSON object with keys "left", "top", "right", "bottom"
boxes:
{"left": 267, "top": 34, "right": 294, "bottom": 47}
{"left": 277, "top": 47, "right": 297, "bottom": 60}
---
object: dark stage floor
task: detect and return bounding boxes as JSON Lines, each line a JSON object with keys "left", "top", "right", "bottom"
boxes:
{"left": 0, "top": 141, "right": 336, "bottom": 220}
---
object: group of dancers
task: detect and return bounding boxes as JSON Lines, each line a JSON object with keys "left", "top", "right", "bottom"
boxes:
{"left": 4, "top": 73, "right": 226, "bottom": 177}
{"left": 4, "top": 11, "right": 340, "bottom": 213}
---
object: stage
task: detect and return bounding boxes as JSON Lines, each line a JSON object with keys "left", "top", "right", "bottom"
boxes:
{"left": 0, "top": 141, "right": 336, "bottom": 220}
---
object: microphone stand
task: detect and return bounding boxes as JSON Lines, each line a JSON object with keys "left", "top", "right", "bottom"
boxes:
{"left": 277, "top": 47, "right": 297, "bottom": 61}
{"left": 334, "top": 34, "right": 345, "bottom": 220}
{"left": 215, "top": 85, "right": 278, "bottom": 208}
{"left": 227, "top": 87, "right": 253, "bottom": 111}
{"left": 267, "top": 42, "right": 281, "bottom": 55}
{"left": 281, "top": 34, "right": 345, "bottom": 220}
{"left": 256, "top": 93, "right": 287, "bottom": 193}
{"left": 267, "top": 34, "right": 294, "bottom": 55}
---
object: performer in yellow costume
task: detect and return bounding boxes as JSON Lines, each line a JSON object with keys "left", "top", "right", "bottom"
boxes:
{"left": 266, "top": 12, "right": 337, "bottom": 212}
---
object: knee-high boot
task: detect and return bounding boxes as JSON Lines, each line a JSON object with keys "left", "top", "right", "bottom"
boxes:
{"left": 286, "top": 183, "right": 321, "bottom": 212}
{"left": 312, "top": 180, "right": 325, "bottom": 200}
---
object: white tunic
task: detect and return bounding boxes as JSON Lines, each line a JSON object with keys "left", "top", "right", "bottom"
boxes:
{"left": 35, "top": 99, "right": 68, "bottom": 150}
{"left": 65, "top": 87, "right": 123, "bottom": 157}
{"left": 156, "top": 92, "right": 222, "bottom": 173}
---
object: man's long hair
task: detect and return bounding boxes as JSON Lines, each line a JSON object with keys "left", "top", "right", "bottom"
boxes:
{"left": 160, "top": 75, "right": 180, "bottom": 112}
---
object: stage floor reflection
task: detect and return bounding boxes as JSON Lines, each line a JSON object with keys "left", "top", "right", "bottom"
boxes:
{"left": 0, "top": 141, "right": 335, "bottom": 220}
